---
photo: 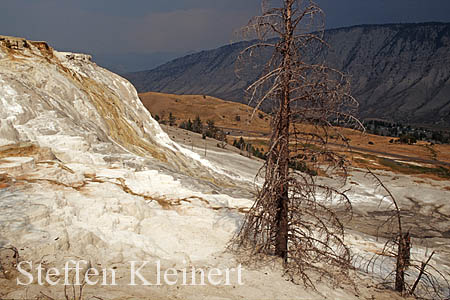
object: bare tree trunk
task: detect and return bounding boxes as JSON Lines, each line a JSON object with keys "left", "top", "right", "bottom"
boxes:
{"left": 273, "top": 1, "right": 293, "bottom": 261}
{"left": 368, "top": 169, "right": 412, "bottom": 294}
{"left": 395, "top": 231, "right": 411, "bottom": 293}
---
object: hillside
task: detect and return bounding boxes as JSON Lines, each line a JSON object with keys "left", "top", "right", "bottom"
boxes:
{"left": 0, "top": 35, "right": 253, "bottom": 298}
{"left": 126, "top": 23, "right": 450, "bottom": 128}
{"left": 139, "top": 92, "right": 270, "bottom": 134}
{"left": 140, "top": 91, "right": 450, "bottom": 179}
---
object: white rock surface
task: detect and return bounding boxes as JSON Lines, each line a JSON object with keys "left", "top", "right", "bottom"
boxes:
{"left": 0, "top": 36, "right": 448, "bottom": 299}
{"left": 0, "top": 119, "right": 20, "bottom": 146}
{"left": 0, "top": 157, "right": 35, "bottom": 173}
{"left": 0, "top": 35, "right": 262, "bottom": 298}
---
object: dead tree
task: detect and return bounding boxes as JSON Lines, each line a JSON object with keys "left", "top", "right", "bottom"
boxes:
{"left": 232, "top": 0, "right": 360, "bottom": 286}
{"left": 367, "top": 169, "right": 411, "bottom": 294}
{"left": 366, "top": 169, "right": 449, "bottom": 299}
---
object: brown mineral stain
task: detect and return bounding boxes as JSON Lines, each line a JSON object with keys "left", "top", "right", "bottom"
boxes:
{"left": 0, "top": 173, "right": 10, "bottom": 189}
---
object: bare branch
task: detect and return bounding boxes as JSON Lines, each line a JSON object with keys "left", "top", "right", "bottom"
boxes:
{"left": 231, "top": 0, "right": 360, "bottom": 289}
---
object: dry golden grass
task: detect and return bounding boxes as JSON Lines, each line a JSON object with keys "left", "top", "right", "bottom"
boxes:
{"left": 139, "top": 91, "right": 450, "bottom": 179}
{"left": 139, "top": 92, "right": 271, "bottom": 133}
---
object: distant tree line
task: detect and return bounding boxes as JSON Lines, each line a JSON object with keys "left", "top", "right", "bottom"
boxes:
{"left": 232, "top": 137, "right": 318, "bottom": 176}
{"left": 330, "top": 118, "right": 449, "bottom": 144}
{"left": 156, "top": 111, "right": 320, "bottom": 175}
{"left": 232, "top": 137, "right": 265, "bottom": 159}
{"left": 343, "top": 119, "right": 450, "bottom": 144}
{"left": 155, "top": 112, "right": 449, "bottom": 145}
{"left": 155, "top": 112, "right": 228, "bottom": 144}
{"left": 178, "top": 116, "right": 227, "bottom": 142}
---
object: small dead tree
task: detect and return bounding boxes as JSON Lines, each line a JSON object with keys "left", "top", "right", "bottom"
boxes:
{"left": 366, "top": 169, "right": 449, "bottom": 299}
{"left": 367, "top": 169, "right": 411, "bottom": 293}
{"left": 232, "top": 0, "right": 360, "bottom": 286}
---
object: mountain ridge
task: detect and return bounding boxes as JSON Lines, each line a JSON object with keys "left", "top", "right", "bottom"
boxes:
{"left": 125, "top": 22, "right": 450, "bottom": 128}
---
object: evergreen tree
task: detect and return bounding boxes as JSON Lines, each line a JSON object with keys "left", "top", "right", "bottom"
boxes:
{"left": 192, "top": 115, "right": 203, "bottom": 134}
{"left": 168, "top": 112, "right": 176, "bottom": 126}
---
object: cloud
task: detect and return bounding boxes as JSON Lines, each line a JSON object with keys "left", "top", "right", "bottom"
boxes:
{"left": 76, "top": 0, "right": 261, "bottom": 16}
{"left": 1, "top": 0, "right": 449, "bottom": 71}
{"left": 0, "top": 0, "right": 257, "bottom": 55}
{"left": 317, "top": 0, "right": 450, "bottom": 28}
{"left": 120, "top": 8, "right": 253, "bottom": 53}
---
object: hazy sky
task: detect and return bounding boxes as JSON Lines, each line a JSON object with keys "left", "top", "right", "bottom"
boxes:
{"left": 2, "top": 0, "right": 450, "bottom": 71}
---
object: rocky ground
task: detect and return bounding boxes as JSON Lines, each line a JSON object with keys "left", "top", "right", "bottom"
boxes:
{"left": 2, "top": 138, "right": 438, "bottom": 300}
{"left": 162, "top": 126, "right": 450, "bottom": 299}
